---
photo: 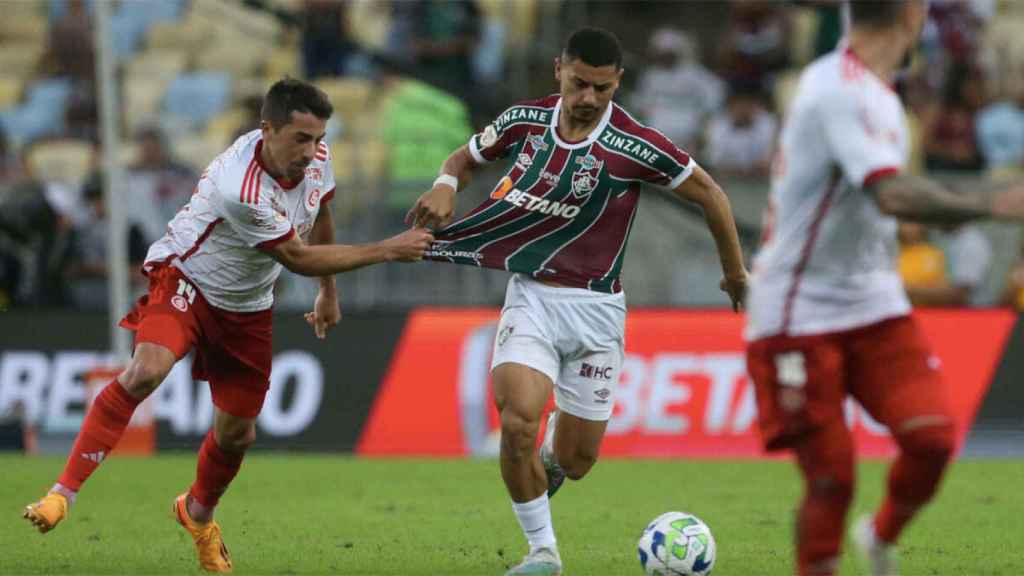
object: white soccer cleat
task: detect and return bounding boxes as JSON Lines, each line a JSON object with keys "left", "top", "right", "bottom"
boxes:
{"left": 852, "top": 514, "right": 899, "bottom": 576}
{"left": 505, "top": 546, "right": 562, "bottom": 575}
{"left": 539, "top": 410, "right": 566, "bottom": 498}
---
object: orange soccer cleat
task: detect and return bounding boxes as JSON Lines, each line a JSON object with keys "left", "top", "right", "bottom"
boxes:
{"left": 173, "top": 494, "right": 233, "bottom": 573}
{"left": 23, "top": 492, "right": 69, "bottom": 534}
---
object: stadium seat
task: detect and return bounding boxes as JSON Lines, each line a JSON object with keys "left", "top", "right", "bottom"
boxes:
{"left": 0, "top": 9, "right": 46, "bottom": 43}
{"left": 172, "top": 133, "right": 224, "bottom": 172}
{"left": 162, "top": 72, "right": 232, "bottom": 129}
{"left": 318, "top": 79, "right": 373, "bottom": 120}
{"left": 124, "top": 76, "right": 169, "bottom": 134}
{"left": 124, "top": 50, "right": 188, "bottom": 79}
{"left": 265, "top": 48, "right": 302, "bottom": 81}
{"left": 26, "top": 138, "right": 95, "bottom": 184}
{"left": 0, "top": 77, "right": 23, "bottom": 109}
{"left": 205, "top": 108, "right": 250, "bottom": 149}
{"left": 0, "top": 45, "right": 44, "bottom": 79}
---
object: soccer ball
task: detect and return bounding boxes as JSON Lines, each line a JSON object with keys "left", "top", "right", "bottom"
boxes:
{"left": 637, "top": 511, "right": 716, "bottom": 575}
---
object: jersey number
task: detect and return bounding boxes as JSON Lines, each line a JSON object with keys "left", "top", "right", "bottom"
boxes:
{"left": 774, "top": 351, "right": 807, "bottom": 388}
{"left": 176, "top": 279, "right": 197, "bottom": 305}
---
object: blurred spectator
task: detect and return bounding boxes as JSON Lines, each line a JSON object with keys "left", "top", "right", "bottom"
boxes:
{"left": 898, "top": 221, "right": 964, "bottom": 307}
{"left": 40, "top": 0, "right": 95, "bottom": 83}
{"left": 380, "top": 73, "right": 473, "bottom": 214}
{"left": 943, "top": 223, "right": 992, "bottom": 306}
{"left": 901, "top": 71, "right": 940, "bottom": 174}
{"left": 408, "top": 0, "right": 481, "bottom": 98}
{"left": 976, "top": 80, "right": 1024, "bottom": 173}
{"left": 704, "top": 80, "right": 777, "bottom": 179}
{"left": 1000, "top": 237, "right": 1024, "bottom": 310}
{"left": 632, "top": 28, "right": 725, "bottom": 155}
{"left": 63, "top": 175, "right": 148, "bottom": 310}
{"left": 125, "top": 126, "right": 196, "bottom": 241}
{"left": 719, "top": 0, "right": 790, "bottom": 87}
{"left": 300, "top": 0, "right": 359, "bottom": 79}
{"left": 924, "top": 64, "right": 985, "bottom": 173}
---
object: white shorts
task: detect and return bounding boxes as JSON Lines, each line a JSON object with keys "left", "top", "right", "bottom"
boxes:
{"left": 491, "top": 274, "right": 626, "bottom": 421}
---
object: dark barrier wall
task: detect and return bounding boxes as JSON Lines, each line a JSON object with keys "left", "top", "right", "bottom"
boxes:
{"left": 0, "top": 310, "right": 404, "bottom": 451}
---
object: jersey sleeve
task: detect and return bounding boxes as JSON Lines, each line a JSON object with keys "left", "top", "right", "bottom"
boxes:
{"left": 632, "top": 128, "right": 695, "bottom": 189}
{"left": 819, "top": 91, "right": 904, "bottom": 188}
{"left": 208, "top": 176, "right": 294, "bottom": 249}
{"left": 467, "top": 104, "right": 542, "bottom": 164}
{"left": 321, "top": 146, "right": 336, "bottom": 206}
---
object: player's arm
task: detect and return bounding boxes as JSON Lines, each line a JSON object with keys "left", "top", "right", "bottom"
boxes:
{"left": 904, "top": 283, "right": 970, "bottom": 308}
{"left": 406, "top": 145, "right": 479, "bottom": 229}
{"left": 309, "top": 203, "right": 338, "bottom": 295}
{"left": 868, "top": 173, "right": 1024, "bottom": 225}
{"left": 673, "top": 164, "right": 748, "bottom": 310}
{"left": 263, "top": 228, "right": 434, "bottom": 277}
{"left": 305, "top": 203, "right": 341, "bottom": 338}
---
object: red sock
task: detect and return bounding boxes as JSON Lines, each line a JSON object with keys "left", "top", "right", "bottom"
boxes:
{"left": 875, "top": 425, "right": 954, "bottom": 543}
{"left": 57, "top": 381, "right": 142, "bottom": 491}
{"left": 794, "top": 422, "right": 855, "bottom": 576}
{"left": 189, "top": 430, "right": 245, "bottom": 508}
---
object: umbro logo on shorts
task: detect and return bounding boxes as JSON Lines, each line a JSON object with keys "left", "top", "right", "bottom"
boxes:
{"left": 594, "top": 388, "right": 611, "bottom": 404}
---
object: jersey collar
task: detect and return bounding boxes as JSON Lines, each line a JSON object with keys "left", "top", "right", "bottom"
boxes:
{"left": 550, "top": 97, "right": 613, "bottom": 150}
{"left": 254, "top": 139, "right": 304, "bottom": 190}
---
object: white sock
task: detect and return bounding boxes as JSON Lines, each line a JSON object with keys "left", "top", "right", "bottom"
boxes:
{"left": 511, "top": 493, "right": 556, "bottom": 552}
{"left": 50, "top": 483, "right": 77, "bottom": 506}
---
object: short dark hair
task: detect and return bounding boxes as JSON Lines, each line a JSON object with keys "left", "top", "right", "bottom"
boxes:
{"left": 563, "top": 27, "right": 622, "bottom": 69}
{"left": 849, "top": 0, "right": 908, "bottom": 28}
{"left": 260, "top": 78, "right": 333, "bottom": 127}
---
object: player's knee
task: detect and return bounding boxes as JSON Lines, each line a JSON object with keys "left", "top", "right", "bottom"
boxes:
{"left": 562, "top": 451, "right": 597, "bottom": 481}
{"left": 499, "top": 410, "right": 539, "bottom": 453}
{"left": 119, "top": 357, "right": 170, "bottom": 398}
{"left": 216, "top": 423, "right": 256, "bottom": 453}
{"left": 899, "top": 423, "right": 955, "bottom": 464}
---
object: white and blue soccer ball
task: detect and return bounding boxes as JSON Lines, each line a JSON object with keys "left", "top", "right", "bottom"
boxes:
{"left": 637, "top": 511, "right": 716, "bottom": 575}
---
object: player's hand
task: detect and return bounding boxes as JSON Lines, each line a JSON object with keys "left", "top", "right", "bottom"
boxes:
{"left": 720, "top": 271, "right": 748, "bottom": 312}
{"left": 405, "top": 185, "right": 456, "bottom": 230}
{"left": 305, "top": 290, "right": 341, "bottom": 340}
{"left": 382, "top": 227, "right": 435, "bottom": 262}
{"left": 991, "top": 186, "right": 1024, "bottom": 221}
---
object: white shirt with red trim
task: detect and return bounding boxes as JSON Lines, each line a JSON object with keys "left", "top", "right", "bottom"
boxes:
{"left": 746, "top": 49, "right": 911, "bottom": 340}
{"left": 144, "top": 130, "right": 336, "bottom": 313}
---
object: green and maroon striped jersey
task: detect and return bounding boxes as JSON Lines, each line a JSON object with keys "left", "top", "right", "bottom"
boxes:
{"left": 426, "top": 94, "right": 694, "bottom": 293}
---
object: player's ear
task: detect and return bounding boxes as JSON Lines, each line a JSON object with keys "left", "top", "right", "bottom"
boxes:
{"left": 554, "top": 57, "right": 562, "bottom": 83}
{"left": 260, "top": 120, "right": 272, "bottom": 136}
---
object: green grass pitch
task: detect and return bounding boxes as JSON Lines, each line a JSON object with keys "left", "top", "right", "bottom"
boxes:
{"left": 4, "top": 455, "right": 1024, "bottom": 575}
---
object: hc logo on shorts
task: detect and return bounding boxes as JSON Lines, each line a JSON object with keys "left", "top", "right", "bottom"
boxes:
{"left": 172, "top": 278, "right": 197, "bottom": 312}
{"left": 579, "top": 362, "right": 613, "bottom": 381}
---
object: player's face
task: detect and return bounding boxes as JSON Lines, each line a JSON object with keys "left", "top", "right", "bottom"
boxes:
{"left": 262, "top": 111, "right": 327, "bottom": 181}
{"left": 555, "top": 58, "right": 622, "bottom": 125}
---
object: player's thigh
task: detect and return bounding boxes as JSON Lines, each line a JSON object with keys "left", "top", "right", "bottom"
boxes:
{"left": 746, "top": 332, "right": 846, "bottom": 451}
{"left": 491, "top": 303, "right": 559, "bottom": 419}
{"left": 846, "top": 317, "right": 953, "bottom": 434}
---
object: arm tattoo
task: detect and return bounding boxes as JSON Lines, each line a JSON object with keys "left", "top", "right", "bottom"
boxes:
{"left": 868, "top": 173, "right": 991, "bottom": 225}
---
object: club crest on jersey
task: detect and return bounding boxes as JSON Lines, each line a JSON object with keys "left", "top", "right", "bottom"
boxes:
{"left": 526, "top": 134, "right": 549, "bottom": 151}
{"left": 307, "top": 188, "right": 321, "bottom": 209}
{"left": 571, "top": 154, "right": 603, "bottom": 198}
{"left": 479, "top": 124, "right": 499, "bottom": 148}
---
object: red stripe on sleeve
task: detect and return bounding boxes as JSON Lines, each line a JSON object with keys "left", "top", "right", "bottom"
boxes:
{"left": 257, "top": 228, "right": 295, "bottom": 250}
{"left": 863, "top": 166, "right": 900, "bottom": 188}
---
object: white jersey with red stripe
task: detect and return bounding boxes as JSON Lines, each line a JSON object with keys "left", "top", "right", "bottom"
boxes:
{"left": 746, "top": 48, "right": 911, "bottom": 340}
{"left": 144, "top": 130, "right": 336, "bottom": 313}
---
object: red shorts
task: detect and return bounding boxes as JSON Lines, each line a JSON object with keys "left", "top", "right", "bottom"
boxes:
{"left": 119, "top": 265, "right": 272, "bottom": 419}
{"left": 746, "top": 316, "right": 952, "bottom": 451}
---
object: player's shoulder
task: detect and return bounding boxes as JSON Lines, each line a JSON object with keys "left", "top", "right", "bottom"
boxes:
{"left": 205, "top": 130, "right": 262, "bottom": 205}
{"left": 493, "top": 95, "right": 558, "bottom": 131}
{"left": 606, "top": 102, "right": 685, "bottom": 153}
{"left": 800, "top": 50, "right": 898, "bottom": 110}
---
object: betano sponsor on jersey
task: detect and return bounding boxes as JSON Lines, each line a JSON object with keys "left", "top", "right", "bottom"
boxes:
{"left": 489, "top": 176, "right": 581, "bottom": 218}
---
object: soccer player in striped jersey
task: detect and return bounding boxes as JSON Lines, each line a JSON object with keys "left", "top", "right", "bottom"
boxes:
{"left": 406, "top": 28, "right": 748, "bottom": 576}
{"left": 22, "top": 79, "right": 433, "bottom": 572}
